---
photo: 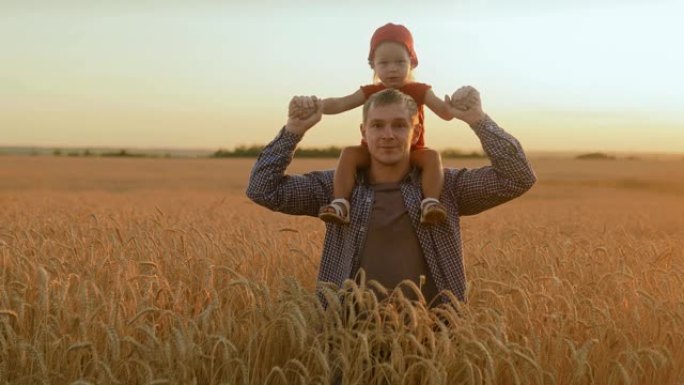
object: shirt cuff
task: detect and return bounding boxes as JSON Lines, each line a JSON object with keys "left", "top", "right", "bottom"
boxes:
{"left": 469, "top": 114, "right": 492, "bottom": 132}
{"left": 280, "top": 126, "right": 305, "bottom": 141}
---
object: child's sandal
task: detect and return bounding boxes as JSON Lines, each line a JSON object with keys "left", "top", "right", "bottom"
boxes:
{"left": 420, "top": 198, "right": 447, "bottom": 225}
{"left": 319, "top": 198, "right": 351, "bottom": 225}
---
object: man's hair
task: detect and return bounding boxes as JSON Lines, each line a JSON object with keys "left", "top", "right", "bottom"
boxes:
{"left": 362, "top": 89, "right": 419, "bottom": 123}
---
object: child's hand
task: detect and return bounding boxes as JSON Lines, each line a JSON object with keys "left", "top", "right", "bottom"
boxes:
{"left": 445, "top": 86, "right": 486, "bottom": 126}
{"left": 447, "top": 86, "right": 479, "bottom": 110}
{"left": 286, "top": 95, "right": 323, "bottom": 135}
{"left": 288, "top": 97, "right": 319, "bottom": 120}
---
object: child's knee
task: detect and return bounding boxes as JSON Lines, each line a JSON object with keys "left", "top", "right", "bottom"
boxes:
{"left": 425, "top": 148, "right": 442, "bottom": 161}
{"left": 341, "top": 146, "right": 361, "bottom": 157}
{"left": 413, "top": 148, "right": 442, "bottom": 167}
{"left": 341, "top": 145, "right": 370, "bottom": 165}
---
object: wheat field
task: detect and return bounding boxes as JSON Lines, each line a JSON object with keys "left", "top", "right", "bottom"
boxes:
{"left": 0, "top": 155, "right": 683, "bottom": 384}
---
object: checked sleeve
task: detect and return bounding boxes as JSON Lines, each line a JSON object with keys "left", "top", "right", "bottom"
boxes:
{"left": 445, "top": 116, "right": 537, "bottom": 216}
{"left": 246, "top": 127, "right": 333, "bottom": 217}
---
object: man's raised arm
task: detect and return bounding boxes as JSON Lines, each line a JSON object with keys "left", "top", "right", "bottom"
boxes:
{"left": 246, "top": 96, "right": 333, "bottom": 217}
{"left": 442, "top": 86, "right": 537, "bottom": 215}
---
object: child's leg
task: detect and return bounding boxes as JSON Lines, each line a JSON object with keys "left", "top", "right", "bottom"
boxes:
{"left": 333, "top": 145, "right": 370, "bottom": 199}
{"left": 319, "top": 145, "right": 370, "bottom": 224}
{"left": 410, "top": 148, "right": 444, "bottom": 200}
{"left": 410, "top": 148, "right": 447, "bottom": 224}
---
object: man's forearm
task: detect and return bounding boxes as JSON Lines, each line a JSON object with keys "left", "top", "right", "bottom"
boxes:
{"left": 447, "top": 115, "right": 536, "bottom": 216}
{"left": 245, "top": 127, "right": 332, "bottom": 217}
{"left": 471, "top": 116, "right": 536, "bottom": 190}
{"left": 246, "top": 127, "right": 301, "bottom": 209}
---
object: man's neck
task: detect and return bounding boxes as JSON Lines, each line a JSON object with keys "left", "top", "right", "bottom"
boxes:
{"left": 368, "top": 161, "right": 411, "bottom": 184}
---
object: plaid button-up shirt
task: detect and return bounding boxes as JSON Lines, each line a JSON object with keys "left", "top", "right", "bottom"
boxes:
{"left": 246, "top": 116, "right": 536, "bottom": 303}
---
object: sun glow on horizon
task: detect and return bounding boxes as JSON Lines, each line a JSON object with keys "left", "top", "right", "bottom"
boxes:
{"left": 1, "top": 1, "right": 682, "bottom": 154}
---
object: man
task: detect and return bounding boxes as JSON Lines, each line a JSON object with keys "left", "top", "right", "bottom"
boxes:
{"left": 246, "top": 87, "right": 536, "bottom": 305}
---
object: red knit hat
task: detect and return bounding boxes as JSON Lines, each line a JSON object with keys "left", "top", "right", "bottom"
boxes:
{"left": 368, "top": 23, "right": 418, "bottom": 68}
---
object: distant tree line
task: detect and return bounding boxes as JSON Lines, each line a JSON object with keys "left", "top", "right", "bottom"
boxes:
{"left": 440, "top": 149, "right": 486, "bottom": 159}
{"left": 49, "top": 145, "right": 486, "bottom": 159}
{"left": 575, "top": 152, "right": 615, "bottom": 160}
{"left": 99, "top": 150, "right": 156, "bottom": 158}
{"left": 52, "top": 149, "right": 170, "bottom": 158}
{"left": 212, "top": 145, "right": 485, "bottom": 159}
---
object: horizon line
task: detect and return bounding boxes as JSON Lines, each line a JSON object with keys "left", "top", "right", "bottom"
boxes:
{"left": 1, "top": 144, "right": 683, "bottom": 158}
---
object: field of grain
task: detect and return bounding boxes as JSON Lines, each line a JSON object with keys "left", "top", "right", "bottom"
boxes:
{"left": 1, "top": 155, "right": 683, "bottom": 384}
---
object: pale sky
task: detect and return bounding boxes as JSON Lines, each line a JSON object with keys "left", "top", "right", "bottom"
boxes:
{"left": 1, "top": 0, "right": 683, "bottom": 154}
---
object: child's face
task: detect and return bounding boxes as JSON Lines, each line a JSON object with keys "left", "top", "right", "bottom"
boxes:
{"left": 371, "top": 42, "right": 412, "bottom": 88}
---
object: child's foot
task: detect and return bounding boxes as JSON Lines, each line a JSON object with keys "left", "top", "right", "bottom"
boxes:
{"left": 420, "top": 198, "right": 447, "bottom": 225}
{"left": 319, "top": 198, "right": 350, "bottom": 225}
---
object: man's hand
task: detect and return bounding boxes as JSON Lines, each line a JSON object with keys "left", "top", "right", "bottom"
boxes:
{"left": 288, "top": 96, "right": 319, "bottom": 120}
{"left": 444, "top": 86, "right": 486, "bottom": 127}
{"left": 286, "top": 95, "right": 323, "bottom": 135}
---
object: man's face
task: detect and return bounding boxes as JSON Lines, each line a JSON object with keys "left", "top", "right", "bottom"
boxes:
{"left": 361, "top": 102, "right": 421, "bottom": 166}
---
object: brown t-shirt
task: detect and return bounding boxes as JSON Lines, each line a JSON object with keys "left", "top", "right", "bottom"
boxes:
{"left": 357, "top": 182, "right": 439, "bottom": 303}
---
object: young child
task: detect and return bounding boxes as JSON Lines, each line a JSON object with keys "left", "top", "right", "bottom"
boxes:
{"left": 293, "top": 23, "right": 454, "bottom": 225}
